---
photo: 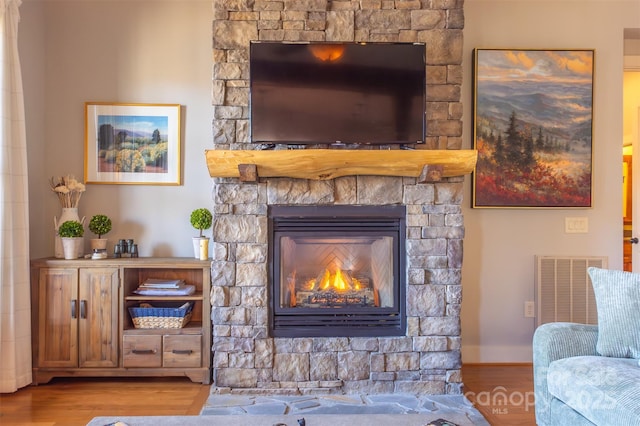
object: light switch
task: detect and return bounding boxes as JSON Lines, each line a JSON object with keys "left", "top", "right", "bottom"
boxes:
{"left": 565, "top": 217, "right": 588, "bottom": 233}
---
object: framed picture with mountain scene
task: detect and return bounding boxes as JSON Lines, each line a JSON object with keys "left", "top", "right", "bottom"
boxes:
{"left": 472, "top": 49, "right": 594, "bottom": 208}
{"left": 85, "top": 102, "right": 181, "bottom": 185}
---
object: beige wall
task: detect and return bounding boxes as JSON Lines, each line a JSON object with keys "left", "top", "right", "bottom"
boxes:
{"left": 19, "top": 0, "right": 640, "bottom": 363}
{"left": 21, "top": 0, "right": 213, "bottom": 260}
{"left": 462, "top": 0, "right": 640, "bottom": 362}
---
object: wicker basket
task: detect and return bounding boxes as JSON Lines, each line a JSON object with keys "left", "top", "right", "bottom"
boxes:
{"left": 129, "top": 301, "right": 194, "bottom": 329}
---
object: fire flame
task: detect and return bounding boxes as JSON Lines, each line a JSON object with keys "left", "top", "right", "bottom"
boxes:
{"left": 305, "top": 268, "right": 362, "bottom": 292}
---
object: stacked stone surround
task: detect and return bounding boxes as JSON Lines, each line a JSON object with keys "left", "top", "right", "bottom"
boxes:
{"left": 210, "top": 0, "right": 465, "bottom": 395}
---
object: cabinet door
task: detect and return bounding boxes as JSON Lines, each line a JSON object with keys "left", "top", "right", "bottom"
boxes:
{"left": 38, "top": 268, "right": 78, "bottom": 368}
{"left": 78, "top": 268, "right": 119, "bottom": 368}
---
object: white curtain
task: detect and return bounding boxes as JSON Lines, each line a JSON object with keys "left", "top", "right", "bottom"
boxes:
{"left": 0, "top": 0, "right": 31, "bottom": 393}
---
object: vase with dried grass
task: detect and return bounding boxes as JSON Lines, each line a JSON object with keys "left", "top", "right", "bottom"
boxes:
{"left": 50, "top": 175, "right": 86, "bottom": 258}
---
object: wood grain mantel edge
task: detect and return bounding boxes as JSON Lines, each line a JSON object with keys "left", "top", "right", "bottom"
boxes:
{"left": 205, "top": 149, "right": 478, "bottom": 181}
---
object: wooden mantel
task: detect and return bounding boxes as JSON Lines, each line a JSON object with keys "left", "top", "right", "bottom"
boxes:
{"left": 205, "top": 149, "right": 478, "bottom": 182}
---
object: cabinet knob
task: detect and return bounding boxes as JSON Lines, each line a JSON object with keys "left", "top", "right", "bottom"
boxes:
{"left": 631, "top": 237, "right": 639, "bottom": 244}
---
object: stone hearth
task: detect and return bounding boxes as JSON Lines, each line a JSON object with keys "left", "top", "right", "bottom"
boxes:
{"left": 210, "top": 0, "right": 465, "bottom": 395}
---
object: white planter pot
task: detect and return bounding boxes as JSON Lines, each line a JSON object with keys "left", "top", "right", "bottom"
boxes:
{"left": 192, "top": 237, "right": 209, "bottom": 260}
{"left": 61, "top": 237, "right": 82, "bottom": 260}
{"left": 54, "top": 208, "right": 85, "bottom": 258}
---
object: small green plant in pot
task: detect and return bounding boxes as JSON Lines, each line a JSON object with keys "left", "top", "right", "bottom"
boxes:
{"left": 190, "top": 208, "right": 212, "bottom": 260}
{"left": 58, "top": 220, "right": 84, "bottom": 259}
{"left": 88, "top": 214, "right": 112, "bottom": 252}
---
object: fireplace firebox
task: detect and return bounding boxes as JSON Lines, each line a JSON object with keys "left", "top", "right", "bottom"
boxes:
{"left": 268, "top": 205, "right": 406, "bottom": 337}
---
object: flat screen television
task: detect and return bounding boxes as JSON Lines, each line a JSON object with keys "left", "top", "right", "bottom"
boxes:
{"left": 249, "top": 41, "right": 426, "bottom": 145}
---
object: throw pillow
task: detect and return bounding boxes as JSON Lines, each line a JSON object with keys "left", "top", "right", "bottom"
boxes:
{"left": 588, "top": 267, "right": 640, "bottom": 358}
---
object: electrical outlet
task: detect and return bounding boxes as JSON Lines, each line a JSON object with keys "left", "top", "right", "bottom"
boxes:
{"left": 524, "top": 301, "right": 535, "bottom": 318}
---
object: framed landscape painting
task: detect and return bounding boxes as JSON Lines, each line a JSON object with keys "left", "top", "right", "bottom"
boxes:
{"left": 472, "top": 49, "right": 594, "bottom": 208}
{"left": 85, "top": 102, "right": 181, "bottom": 185}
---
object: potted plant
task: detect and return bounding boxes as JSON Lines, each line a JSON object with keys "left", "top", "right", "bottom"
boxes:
{"left": 190, "top": 208, "right": 212, "bottom": 260}
{"left": 88, "top": 214, "right": 112, "bottom": 251}
{"left": 58, "top": 220, "right": 84, "bottom": 259}
{"left": 50, "top": 175, "right": 86, "bottom": 258}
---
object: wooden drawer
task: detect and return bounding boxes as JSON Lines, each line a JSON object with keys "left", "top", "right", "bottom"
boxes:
{"left": 163, "top": 335, "right": 202, "bottom": 368}
{"left": 123, "top": 335, "right": 161, "bottom": 367}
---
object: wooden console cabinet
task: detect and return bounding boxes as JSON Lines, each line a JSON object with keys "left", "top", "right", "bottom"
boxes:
{"left": 31, "top": 257, "right": 211, "bottom": 385}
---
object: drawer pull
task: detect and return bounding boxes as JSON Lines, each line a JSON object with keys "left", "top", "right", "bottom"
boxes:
{"left": 80, "top": 300, "right": 87, "bottom": 319}
{"left": 132, "top": 349, "right": 156, "bottom": 355}
{"left": 71, "top": 300, "right": 77, "bottom": 319}
{"left": 172, "top": 349, "right": 193, "bottom": 355}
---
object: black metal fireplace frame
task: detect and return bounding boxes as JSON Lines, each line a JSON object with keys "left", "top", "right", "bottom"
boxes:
{"left": 268, "top": 205, "right": 406, "bottom": 338}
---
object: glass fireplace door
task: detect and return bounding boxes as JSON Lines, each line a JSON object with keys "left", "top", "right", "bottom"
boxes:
{"left": 269, "top": 205, "right": 406, "bottom": 337}
{"left": 278, "top": 234, "right": 395, "bottom": 310}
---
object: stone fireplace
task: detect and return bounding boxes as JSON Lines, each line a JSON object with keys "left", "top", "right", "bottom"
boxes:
{"left": 210, "top": 0, "right": 466, "bottom": 395}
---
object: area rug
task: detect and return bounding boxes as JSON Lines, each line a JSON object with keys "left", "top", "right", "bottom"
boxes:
{"left": 88, "top": 414, "right": 478, "bottom": 426}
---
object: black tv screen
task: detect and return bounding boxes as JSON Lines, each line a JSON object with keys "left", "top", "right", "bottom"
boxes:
{"left": 249, "top": 41, "right": 426, "bottom": 145}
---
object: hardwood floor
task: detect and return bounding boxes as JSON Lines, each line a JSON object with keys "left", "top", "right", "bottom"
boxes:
{"left": 462, "top": 363, "right": 536, "bottom": 425}
{"left": 0, "top": 377, "right": 211, "bottom": 426}
{"left": 0, "top": 364, "right": 535, "bottom": 426}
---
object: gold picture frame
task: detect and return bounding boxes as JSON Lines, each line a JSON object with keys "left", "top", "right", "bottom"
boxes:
{"left": 472, "top": 49, "right": 594, "bottom": 208}
{"left": 85, "top": 102, "right": 181, "bottom": 185}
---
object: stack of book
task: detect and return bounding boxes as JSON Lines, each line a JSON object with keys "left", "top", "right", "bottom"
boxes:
{"left": 134, "top": 278, "right": 196, "bottom": 296}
